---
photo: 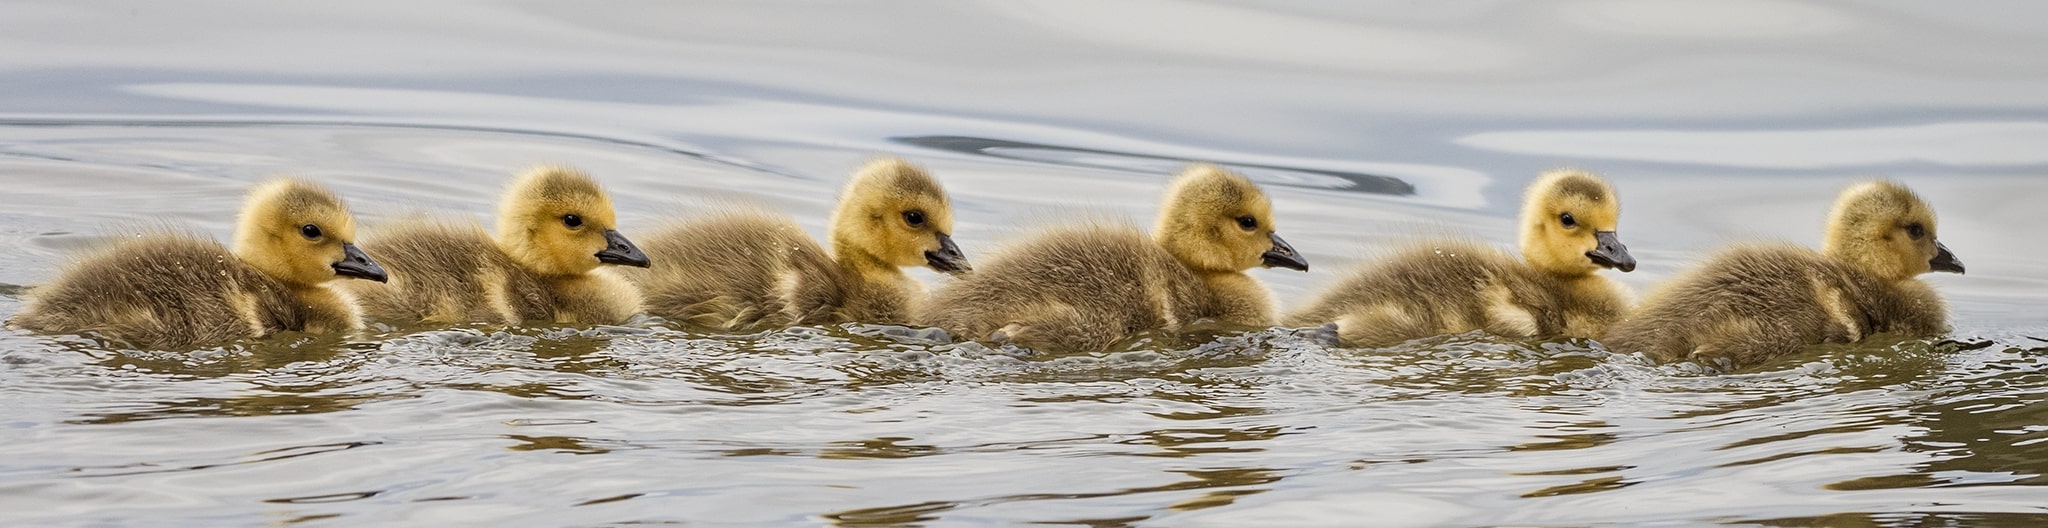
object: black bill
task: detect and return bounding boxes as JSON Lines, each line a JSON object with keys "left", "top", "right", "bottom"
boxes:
{"left": 1261, "top": 232, "right": 1309, "bottom": 271}
{"left": 333, "top": 242, "right": 389, "bottom": 282}
{"left": 1930, "top": 241, "right": 1964, "bottom": 274}
{"left": 1586, "top": 230, "right": 1636, "bottom": 272}
{"left": 596, "top": 229, "right": 651, "bottom": 268}
{"left": 925, "top": 232, "right": 971, "bottom": 274}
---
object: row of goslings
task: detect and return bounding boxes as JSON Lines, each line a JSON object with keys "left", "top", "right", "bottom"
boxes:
{"left": 6, "top": 160, "right": 1962, "bottom": 370}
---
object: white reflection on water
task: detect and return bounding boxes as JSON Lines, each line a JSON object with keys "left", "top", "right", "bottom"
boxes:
{"left": 981, "top": 1, "right": 1526, "bottom": 73}
{"left": 1558, "top": 0, "right": 1853, "bottom": 38}
{"left": 1458, "top": 121, "right": 2048, "bottom": 168}
{"left": 7, "top": 0, "right": 2048, "bottom": 157}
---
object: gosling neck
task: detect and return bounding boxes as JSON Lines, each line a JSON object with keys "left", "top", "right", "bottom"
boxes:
{"left": 834, "top": 248, "right": 908, "bottom": 289}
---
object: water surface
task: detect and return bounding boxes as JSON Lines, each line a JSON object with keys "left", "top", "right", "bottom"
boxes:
{"left": 3, "top": 2, "right": 2047, "bottom": 526}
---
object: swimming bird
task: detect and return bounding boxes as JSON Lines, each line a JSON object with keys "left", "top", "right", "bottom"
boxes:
{"left": 1284, "top": 169, "right": 1636, "bottom": 347}
{"left": 915, "top": 164, "right": 1308, "bottom": 352}
{"left": 1603, "top": 180, "right": 1962, "bottom": 369}
{"left": 628, "top": 158, "right": 969, "bottom": 331}
{"left": 344, "top": 166, "right": 649, "bottom": 326}
{"left": 8, "top": 179, "right": 388, "bottom": 349}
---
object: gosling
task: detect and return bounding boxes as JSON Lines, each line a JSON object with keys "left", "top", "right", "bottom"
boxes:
{"left": 345, "top": 166, "right": 649, "bottom": 326}
{"left": 8, "top": 179, "right": 387, "bottom": 349}
{"left": 916, "top": 164, "right": 1308, "bottom": 352}
{"left": 629, "top": 158, "right": 969, "bottom": 331}
{"left": 1285, "top": 169, "right": 1636, "bottom": 347}
{"left": 1603, "top": 180, "right": 1962, "bottom": 369}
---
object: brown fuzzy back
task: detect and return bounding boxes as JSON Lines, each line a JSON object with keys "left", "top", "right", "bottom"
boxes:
{"left": 915, "top": 224, "right": 1218, "bottom": 351}
{"left": 345, "top": 220, "right": 555, "bottom": 325}
{"left": 9, "top": 234, "right": 336, "bottom": 349}
{"left": 1602, "top": 243, "right": 1949, "bottom": 368}
{"left": 1285, "top": 241, "right": 1596, "bottom": 346}
{"left": 627, "top": 210, "right": 848, "bottom": 330}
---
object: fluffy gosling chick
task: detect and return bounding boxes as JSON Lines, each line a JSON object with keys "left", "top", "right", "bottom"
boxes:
{"left": 1603, "top": 180, "right": 1962, "bottom": 369}
{"left": 630, "top": 158, "right": 969, "bottom": 331}
{"left": 346, "top": 166, "right": 650, "bottom": 326}
{"left": 1285, "top": 169, "right": 1636, "bottom": 347}
{"left": 916, "top": 164, "right": 1308, "bottom": 352}
{"left": 8, "top": 179, "right": 387, "bottom": 348}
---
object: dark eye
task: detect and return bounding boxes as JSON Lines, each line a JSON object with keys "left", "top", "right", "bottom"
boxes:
{"left": 904, "top": 210, "right": 926, "bottom": 227}
{"left": 299, "top": 224, "right": 322, "bottom": 240}
{"left": 1906, "top": 223, "right": 1925, "bottom": 240}
{"left": 562, "top": 214, "right": 583, "bottom": 229}
{"left": 1559, "top": 213, "right": 1577, "bottom": 228}
{"left": 1236, "top": 216, "right": 1258, "bottom": 230}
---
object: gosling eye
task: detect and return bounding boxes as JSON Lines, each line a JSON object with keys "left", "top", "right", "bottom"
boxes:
{"left": 299, "top": 224, "right": 322, "bottom": 240}
{"left": 562, "top": 214, "right": 583, "bottom": 229}
{"left": 1906, "top": 223, "right": 1926, "bottom": 240}
{"left": 903, "top": 210, "right": 926, "bottom": 228}
{"left": 1236, "top": 216, "right": 1258, "bottom": 230}
{"left": 1559, "top": 213, "right": 1577, "bottom": 229}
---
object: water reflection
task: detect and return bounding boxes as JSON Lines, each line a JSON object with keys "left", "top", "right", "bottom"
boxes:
{"left": 822, "top": 466, "right": 1286, "bottom": 527}
{"left": 1122, "top": 426, "right": 1289, "bottom": 458}
{"left": 1519, "top": 475, "right": 1634, "bottom": 498}
{"left": 819, "top": 437, "right": 942, "bottom": 460}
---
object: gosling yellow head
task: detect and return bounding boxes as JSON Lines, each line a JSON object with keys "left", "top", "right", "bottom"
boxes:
{"left": 495, "top": 166, "right": 650, "bottom": 276}
{"left": 1153, "top": 164, "right": 1308, "bottom": 273}
{"left": 232, "top": 178, "right": 387, "bottom": 286}
{"left": 827, "top": 157, "right": 969, "bottom": 273}
{"left": 1519, "top": 168, "right": 1635, "bottom": 276}
{"left": 1823, "top": 180, "right": 1963, "bottom": 281}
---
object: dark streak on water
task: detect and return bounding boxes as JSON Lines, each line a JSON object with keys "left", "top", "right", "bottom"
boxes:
{"left": 894, "top": 135, "right": 1416, "bottom": 195}
{"left": 0, "top": 117, "right": 795, "bottom": 180}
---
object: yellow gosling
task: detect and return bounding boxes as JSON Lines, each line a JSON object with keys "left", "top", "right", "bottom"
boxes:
{"left": 1285, "top": 169, "right": 1635, "bottom": 347}
{"left": 916, "top": 164, "right": 1308, "bottom": 352}
{"left": 1603, "top": 180, "right": 1961, "bottom": 369}
{"left": 629, "top": 158, "right": 968, "bottom": 330}
{"left": 345, "top": 166, "right": 648, "bottom": 326}
{"left": 8, "top": 179, "right": 386, "bottom": 348}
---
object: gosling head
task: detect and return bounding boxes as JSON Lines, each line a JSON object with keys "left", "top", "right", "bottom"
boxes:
{"left": 1822, "top": 180, "right": 1962, "bottom": 281}
{"left": 827, "top": 157, "right": 970, "bottom": 274}
{"left": 494, "top": 166, "right": 649, "bottom": 277}
{"left": 1520, "top": 168, "right": 1635, "bottom": 276}
{"left": 232, "top": 178, "right": 387, "bottom": 286}
{"left": 1153, "top": 164, "right": 1308, "bottom": 273}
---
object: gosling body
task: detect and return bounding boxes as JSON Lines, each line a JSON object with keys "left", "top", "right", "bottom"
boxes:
{"left": 1604, "top": 181, "right": 1960, "bottom": 368}
{"left": 9, "top": 180, "right": 387, "bottom": 348}
{"left": 917, "top": 165, "right": 1308, "bottom": 352}
{"left": 1285, "top": 169, "right": 1636, "bottom": 347}
{"left": 632, "top": 159, "right": 969, "bottom": 331}
{"left": 346, "top": 166, "right": 649, "bottom": 326}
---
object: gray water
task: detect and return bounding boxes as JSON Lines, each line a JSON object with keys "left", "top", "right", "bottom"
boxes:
{"left": 3, "top": 2, "right": 2047, "bottom": 526}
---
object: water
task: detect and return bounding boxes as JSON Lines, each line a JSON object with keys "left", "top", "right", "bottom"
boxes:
{"left": 4, "top": 1, "right": 2048, "bottom": 525}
